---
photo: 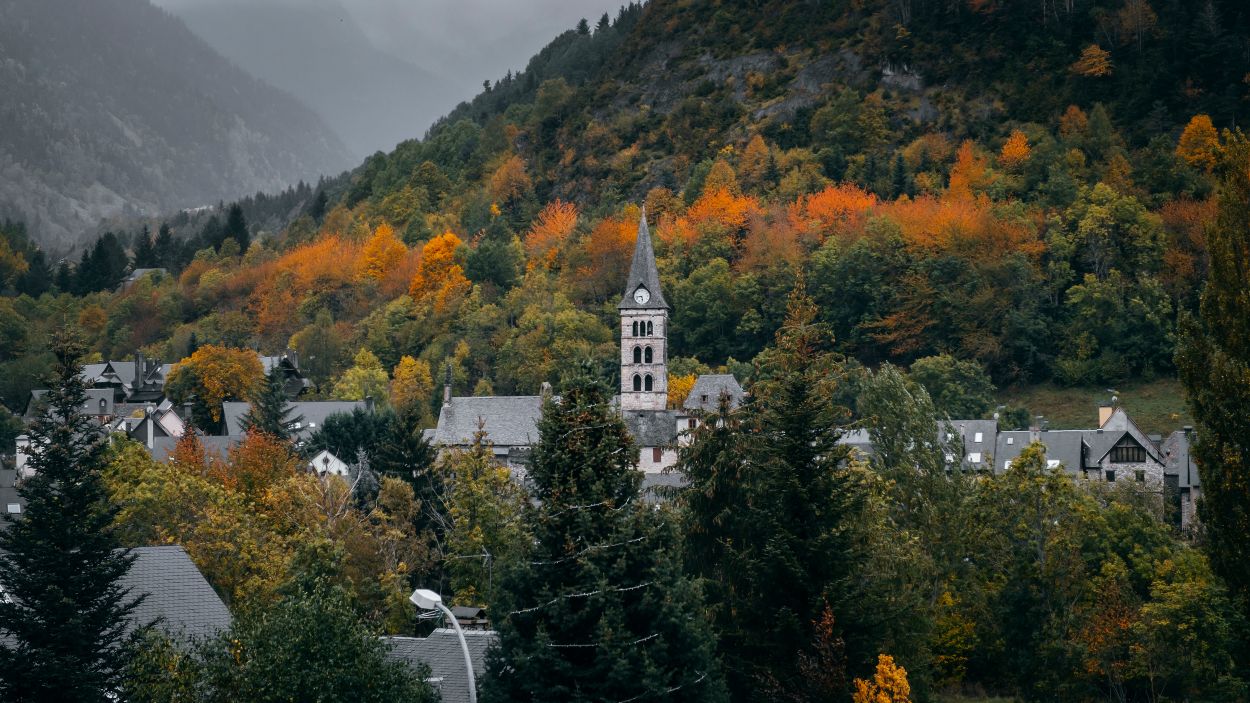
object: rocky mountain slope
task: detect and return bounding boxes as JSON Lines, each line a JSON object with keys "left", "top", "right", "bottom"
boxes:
{"left": 0, "top": 0, "right": 353, "bottom": 250}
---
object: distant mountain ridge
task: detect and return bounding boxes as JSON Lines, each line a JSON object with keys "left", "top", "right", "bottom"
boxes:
{"left": 0, "top": 0, "right": 353, "bottom": 250}
{"left": 162, "top": 0, "right": 456, "bottom": 159}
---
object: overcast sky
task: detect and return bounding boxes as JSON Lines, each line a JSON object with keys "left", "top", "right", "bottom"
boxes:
{"left": 157, "top": 0, "right": 627, "bottom": 107}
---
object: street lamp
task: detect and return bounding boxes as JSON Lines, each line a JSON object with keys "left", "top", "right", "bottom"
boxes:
{"left": 410, "top": 588, "right": 477, "bottom": 703}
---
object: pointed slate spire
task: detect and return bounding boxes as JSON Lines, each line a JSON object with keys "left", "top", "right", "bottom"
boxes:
{"left": 618, "top": 206, "right": 668, "bottom": 310}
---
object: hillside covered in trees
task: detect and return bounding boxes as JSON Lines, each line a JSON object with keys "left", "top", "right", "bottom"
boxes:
{"left": 0, "top": 0, "right": 1245, "bottom": 420}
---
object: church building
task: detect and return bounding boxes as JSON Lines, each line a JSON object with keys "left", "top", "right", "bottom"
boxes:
{"left": 427, "top": 209, "right": 743, "bottom": 490}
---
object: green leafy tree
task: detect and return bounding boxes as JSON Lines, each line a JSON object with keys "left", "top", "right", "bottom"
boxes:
{"left": 333, "top": 348, "right": 391, "bottom": 405}
{"left": 482, "top": 368, "right": 728, "bottom": 703}
{"left": 1177, "top": 129, "right": 1250, "bottom": 621}
{"left": 907, "top": 354, "right": 996, "bottom": 419}
{"left": 0, "top": 332, "right": 142, "bottom": 701}
{"left": 241, "top": 367, "right": 303, "bottom": 440}
{"left": 439, "top": 426, "right": 529, "bottom": 608}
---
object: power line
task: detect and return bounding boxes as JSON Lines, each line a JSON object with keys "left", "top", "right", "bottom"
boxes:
{"left": 508, "top": 581, "right": 654, "bottom": 616}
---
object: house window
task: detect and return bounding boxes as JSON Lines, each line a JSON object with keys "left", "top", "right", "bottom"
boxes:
{"left": 632, "top": 374, "right": 642, "bottom": 392}
{"left": 652, "top": 447, "right": 662, "bottom": 463}
{"left": 1006, "top": 437, "right": 1014, "bottom": 445}
{"left": 973, "top": 432, "right": 983, "bottom": 443}
{"left": 1110, "top": 438, "right": 1147, "bottom": 463}
{"left": 1106, "top": 470, "right": 1116, "bottom": 482}
{"left": 1135, "top": 469, "right": 1146, "bottom": 482}
{"left": 644, "top": 347, "right": 653, "bottom": 363}
{"left": 644, "top": 374, "right": 654, "bottom": 391}
{"left": 688, "top": 418, "right": 697, "bottom": 429}
{"left": 633, "top": 347, "right": 642, "bottom": 364}
{"left": 967, "top": 452, "right": 982, "bottom": 463}
{"left": 1047, "top": 460, "right": 1061, "bottom": 469}
{"left": 6, "top": 504, "right": 19, "bottom": 514}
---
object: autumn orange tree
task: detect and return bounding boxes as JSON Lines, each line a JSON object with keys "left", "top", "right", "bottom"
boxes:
{"left": 852, "top": 654, "right": 912, "bottom": 703}
{"left": 357, "top": 222, "right": 407, "bottom": 282}
{"left": 166, "top": 344, "right": 264, "bottom": 433}
{"left": 409, "top": 231, "right": 471, "bottom": 314}
{"left": 1176, "top": 114, "right": 1221, "bottom": 172}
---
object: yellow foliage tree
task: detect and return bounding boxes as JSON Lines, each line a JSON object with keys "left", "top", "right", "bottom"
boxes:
{"left": 409, "top": 231, "right": 471, "bottom": 314}
{"left": 167, "top": 345, "right": 264, "bottom": 426}
{"left": 703, "top": 158, "right": 742, "bottom": 196}
{"left": 357, "top": 222, "right": 407, "bottom": 282}
{"left": 524, "top": 200, "right": 578, "bottom": 270}
{"left": 667, "top": 374, "right": 697, "bottom": 409}
{"left": 1176, "top": 114, "right": 1220, "bottom": 172}
{"left": 1071, "top": 44, "right": 1113, "bottom": 77}
{"left": 332, "top": 347, "right": 390, "bottom": 405}
{"left": 998, "top": 129, "right": 1031, "bottom": 170}
{"left": 947, "top": 140, "right": 990, "bottom": 200}
{"left": 391, "top": 355, "right": 434, "bottom": 418}
{"left": 852, "top": 654, "right": 912, "bottom": 703}
{"left": 489, "top": 155, "right": 533, "bottom": 208}
{"left": 739, "top": 134, "right": 773, "bottom": 189}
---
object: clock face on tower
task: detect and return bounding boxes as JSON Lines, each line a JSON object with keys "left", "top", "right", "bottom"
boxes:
{"left": 633, "top": 287, "right": 650, "bottom": 305}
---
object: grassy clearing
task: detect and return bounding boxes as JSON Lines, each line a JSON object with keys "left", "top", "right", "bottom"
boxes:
{"left": 997, "top": 377, "right": 1191, "bottom": 436}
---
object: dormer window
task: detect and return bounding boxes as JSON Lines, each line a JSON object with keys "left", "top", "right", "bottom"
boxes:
{"left": 1110, "top": 437, "right": 1146, "bottom": 463}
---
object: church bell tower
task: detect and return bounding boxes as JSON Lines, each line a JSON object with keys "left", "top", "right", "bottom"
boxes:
{"left": 619, "top": 208, "right": 669, "bottom": 411}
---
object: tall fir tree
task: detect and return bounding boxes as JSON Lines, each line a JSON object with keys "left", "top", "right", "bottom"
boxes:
{"left": 240, "top": 367, "right": 302, "bottom": 441}
{"left": 153, "top": 223, "right": 175, "bottom": 271}
{"left": 0, "top": 332, "right": 142, "bottom": 701}
{"left": 132, "top": 226, "right": 157, "bottom": 268}
{"left": 223, "top": 204, "right": 250, "bottom": 252}
{"left": 678, "top": 282, "right": 881, "bottom": 700}
{"left": 481, "top": 367, "right": 727, "bottom": 703}
{"left": 1177, "top": 128, "right": 1250, "bottom": 617}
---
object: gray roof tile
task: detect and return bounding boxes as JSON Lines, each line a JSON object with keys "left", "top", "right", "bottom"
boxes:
{"left": 120, "top": 545, "right": 231, "bottom": 639}
{"left": 621, "top": 409, "right": 679, "bottom": 447}
{"left": 683, "top": 374, "right": 745, "bottom": 412}
{"left": 383, "top": 629, "right": 496, "bottom": 703}
{"left": 432, "top": 396, "right": 545, "bottom": 448}
{"left": 618, "top": 210, "right": 668, "bottom": 310}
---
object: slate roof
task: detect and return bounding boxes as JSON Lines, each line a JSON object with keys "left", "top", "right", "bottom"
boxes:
{"left": 621, "top": 409, "right": 679, "bottom": 447}
{"left": 0, "top": 469, "right": 23, "bottom": 516}
{"left": 431, "top": 396, "right": 545, "bottom": 448}
{"left": 1161, "top": 430, "right": 1198, "bottom": 488}
{"left": 684, "top": 374, "right": 746, "bottom": 412}
{"left": 24, "top": 388, "right": 115, "bottom": 419}
{"left": 618, "top": 209, "right": 669, "bottom": 310}
{"left": 943, "top": 419, "right": 999, "bottom": 469}
{"left": 383, "top": 629, "right": 496, "bottom": 703}
{"left": 149, "top": 435, "right": 241, "bottom": 462}
{"left": 994, "top": 430, "right": 1088, "bottom": 474}
{"left": 222, "top": 400, "right": 368, "bottom": 438}
{"left": 120, "top": 546, "right": 231, "bottom": 639}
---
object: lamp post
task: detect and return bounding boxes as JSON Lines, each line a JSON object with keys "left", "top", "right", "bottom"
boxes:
{"left": 410, "top": 588, "right": 476, "bottom": 703}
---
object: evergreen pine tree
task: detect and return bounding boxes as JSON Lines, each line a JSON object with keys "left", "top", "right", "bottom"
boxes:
{"left": 240, "top": 367, "right": 302, "bottom": 441}
{"left": 16, "top": 250, "right": 51, "bottom": 297}
{"left": 153, "top": 223, "right": 175, "bottom": 271}
{"left": 223, "top": 204, "right": 250, "bottom": 252}
{"left": 678, "top": 283, "right": 879, "bottom": 698}
{"left": 54, "top": 260, "right": 72, "bottom": 293}
{"left": 1177, "top": 129, "right": 1250, "bottom": 617}
{"left": 481, "top": 368, "right": 727, "bottom": 703}
{"left": 0, "top": 332, "right": 142, "bottom": 701}
{"left": 308, "top": 189, "right": 329, "bottom": 222}
{"left": 132, "top": 226, "right": 157, "bottom": 268}
{"left": 372, "top": 409, "right": 443, "bottom": 528}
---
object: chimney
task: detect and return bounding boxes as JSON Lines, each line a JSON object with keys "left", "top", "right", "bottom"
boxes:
{"left": 443, "top": 363, "right": 453, "bottom": 406}
{"left": 145, "top": 405, "right": 155, "bottom": 449}
{"left": 540, "top": 381, "right": 552, "bottom": 399}
{"left": 135, "top": 350, "right": 146, "bottom": 387}
{"left": 365, "top": 395, "right": 375, "bottom": 413}
{"left": 286, "top": 348, "right": 300, "bottom": 370}
{"left": 181, "top": 402, "right": 194, "bottom": 421}
{"left": 1098, "top": 403, "right": 1113, "bottom": 428}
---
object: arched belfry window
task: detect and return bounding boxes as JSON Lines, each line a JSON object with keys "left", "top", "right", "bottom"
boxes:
{"left": 632, "top": 374, "right": 642, "bottom": 392}
{"left": 646, "top": 320, "right": 654, "bottom": 336}
{"left": 631, "top": 321, "right": 639, "bottom": 336}
{"left": 633, "top": 346, "right": 642, "bottom": 364}
{"left": 644, "top": 374, "right": 654, "bottom": 391}
{"left": 644, "top": 346, "right": 653, "bottom": 363}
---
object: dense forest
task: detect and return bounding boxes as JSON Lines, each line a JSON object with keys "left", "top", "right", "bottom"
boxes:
{"left": 3, "top": 0, "right": 1250, "bottom": 701}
